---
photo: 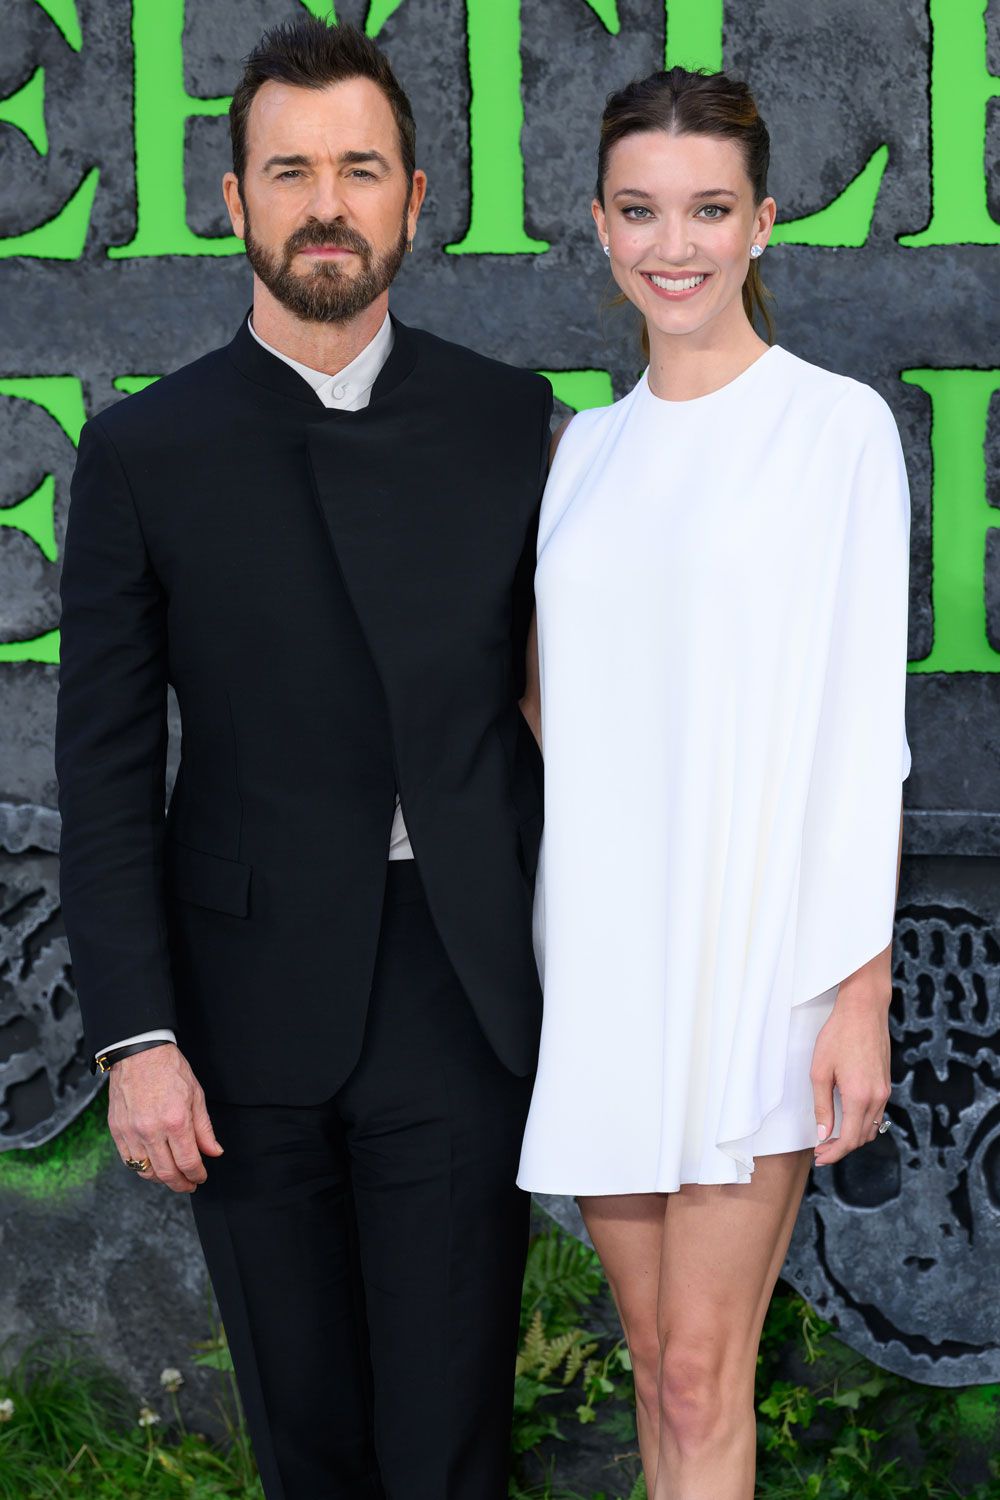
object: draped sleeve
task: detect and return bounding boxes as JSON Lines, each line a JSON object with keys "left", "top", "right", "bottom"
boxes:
{"left": 791, "top": 386, "right": 912, "bottom": 1006}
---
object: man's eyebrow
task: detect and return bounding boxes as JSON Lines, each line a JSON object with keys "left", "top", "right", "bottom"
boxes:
{"left": 261, "top": 150, "right": 392, "bottom": 172}
{"left": 262, "top": 153, "right": 311, "bottom": 172}
{"left": 340, "top": 149, "right": 391, "bottom": 171}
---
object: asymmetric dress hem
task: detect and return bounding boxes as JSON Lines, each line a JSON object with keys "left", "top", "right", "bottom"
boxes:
{"left": 517, "top": 347, "right": 911, "bottom": 1195}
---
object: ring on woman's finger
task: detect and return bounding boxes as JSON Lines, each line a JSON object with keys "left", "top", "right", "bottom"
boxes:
{"left": 872, "top": 1117, "right": 891, "bottom": 1135}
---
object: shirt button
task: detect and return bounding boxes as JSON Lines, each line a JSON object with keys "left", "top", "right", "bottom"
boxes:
{"left": 332, "top": 382, "right": 350, "bottom": 401}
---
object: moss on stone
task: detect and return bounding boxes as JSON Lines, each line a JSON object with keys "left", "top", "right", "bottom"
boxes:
{"left": 0, "top": 1095, "right": 114, "bottom": 1203}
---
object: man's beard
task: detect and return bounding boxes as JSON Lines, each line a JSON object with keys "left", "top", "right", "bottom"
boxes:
{"left": 243, "top": 204, "right": 409, "bottom": 324}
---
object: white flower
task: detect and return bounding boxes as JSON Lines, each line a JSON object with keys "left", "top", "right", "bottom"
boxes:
{"left": 137, "top": 1405, "right": 160, "bottom": 1428}
{"left": 159, "top": 1367, "right": 184, "bottom": 1393}
{"left": 0, "top": 1398, "right": 13, "bottom": 1422}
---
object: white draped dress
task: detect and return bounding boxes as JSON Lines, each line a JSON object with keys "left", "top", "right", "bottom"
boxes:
{"left": 516, "top": 346, "right": 911, "bottom": 1194}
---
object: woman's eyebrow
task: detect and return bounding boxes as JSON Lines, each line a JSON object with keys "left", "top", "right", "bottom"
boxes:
{"left": 611, "top": 186, "right": 740, "bottom": 201}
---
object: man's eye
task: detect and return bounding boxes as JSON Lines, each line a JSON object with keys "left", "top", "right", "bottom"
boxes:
{"left": 277, "top": 170, "right": 302, "bottom": 180}
{"left": 350, "top": 169, "right": 377, "bottom": 180}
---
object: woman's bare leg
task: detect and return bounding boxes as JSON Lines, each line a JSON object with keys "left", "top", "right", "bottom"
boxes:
{"left": 652, "top": 1149, "right": 813, "bottom": 1499}
{"left": 577, "top": 1193, "right": 666, "bottom": 1483}
{"left": 579, "top": 1150, "right": 812, "bottom": 1499}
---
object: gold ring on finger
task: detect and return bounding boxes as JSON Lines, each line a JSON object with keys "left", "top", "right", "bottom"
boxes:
{"left": 124, "top": 1156, "right": 152, "bottom": 1173}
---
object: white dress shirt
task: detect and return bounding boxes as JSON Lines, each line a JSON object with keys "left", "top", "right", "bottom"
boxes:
{"left": 98, "top": 310, "right": 412, "bottom": 1061}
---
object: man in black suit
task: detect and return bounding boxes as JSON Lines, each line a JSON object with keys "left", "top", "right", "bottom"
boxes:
{"left": 55, "top": 19, "right": 551, "bottom": 1498}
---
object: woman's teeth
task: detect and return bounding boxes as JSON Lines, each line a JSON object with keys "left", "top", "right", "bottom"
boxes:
{"left": 648, "top": 273, "right": 707, "bottom": 291}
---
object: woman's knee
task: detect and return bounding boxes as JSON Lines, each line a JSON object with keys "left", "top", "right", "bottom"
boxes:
{"left": 657, "top": 1341, "right": 730, "bottom": 1449}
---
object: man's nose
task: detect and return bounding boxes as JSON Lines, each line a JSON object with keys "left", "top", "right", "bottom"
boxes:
{"left": 305, "top": 171, "right": 348, "bottom": 224}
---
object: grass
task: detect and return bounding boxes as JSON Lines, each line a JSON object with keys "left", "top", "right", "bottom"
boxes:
{"left": 0, "top": 1335, "right": 259, "bottom": 1498}
{"left": 1, "top": 1227, "right": 998, "bottom": 1499}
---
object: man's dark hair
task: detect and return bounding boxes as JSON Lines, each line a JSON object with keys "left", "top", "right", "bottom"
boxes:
{"left": 230, "top": 17, "right": 416, "bottom": 192}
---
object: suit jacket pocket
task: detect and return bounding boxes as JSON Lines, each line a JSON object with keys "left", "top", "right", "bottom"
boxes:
{"left": 166, "top": 839, "right": 251, "bottom": 917}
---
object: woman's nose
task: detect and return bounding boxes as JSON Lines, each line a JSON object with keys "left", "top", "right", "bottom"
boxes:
{"left": 654, "top": 219, "right": 698, "bottom": 266}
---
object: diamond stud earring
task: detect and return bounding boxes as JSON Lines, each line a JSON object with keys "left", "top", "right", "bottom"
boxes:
{"left": 603, "top": 244, "right": 611, "bottom": 257}
{"left": 749, "top": 244, "right": 764, "bottom": 259}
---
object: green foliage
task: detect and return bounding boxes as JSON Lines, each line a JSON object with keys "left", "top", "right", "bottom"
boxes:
{"left": 510, "top": 1225, "right": 1000, "bottom": 1500}
{"left": 511, "top": 1229, "right": 642, "bottom": 1498}
{"left": 755, "top": 1288, "right": 1000, "bottom": 1498}
{"left": 520, "top": 1225, "right": 608, "bottom": 1337}
{"left": 1, "top": 1224, "right": 997, "bottom": 1499}
{"left": 0, "top": 1331, "right": 260, "bottom": 1498}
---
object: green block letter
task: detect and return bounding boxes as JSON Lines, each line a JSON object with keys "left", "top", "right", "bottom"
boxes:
{"left": 0, "top": 55, "right": 99, "bottom": 260}
{"left": 33, "top": 0, "right": 83, "bottom": 52}
{"left": 444, "top": 0, "right": 620, "bottom": 256}
{"left": 772, "top": 145, "right": 889, "bottom": 249}
{"left": 664, "top": 3, "right": 887, "bottom": 248}
{"left": 538, "top": 370, "right": 614, "bottom": 413}
{"left": 108, "top": 0, "right": 240, "bottom": 258}
{"left": 0, "top": 378, "right": 87, "bottom": 665}
{"left": 665, "top": 0, "right": 722, "bottom": 71}
{"left": 900, "top": 0, "right": 1000, "bottom": 247}
{"left": 902, "top": 368, "right": 1000, "bottom": 673}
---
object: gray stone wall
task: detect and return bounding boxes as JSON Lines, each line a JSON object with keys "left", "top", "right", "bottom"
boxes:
{"left": 2, "top": 0, "right": 999, "bottom": 1388}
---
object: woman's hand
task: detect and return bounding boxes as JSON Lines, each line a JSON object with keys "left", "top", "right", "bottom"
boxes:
{"left": 811, "top": 942, "right": 893, "bottom": 1167}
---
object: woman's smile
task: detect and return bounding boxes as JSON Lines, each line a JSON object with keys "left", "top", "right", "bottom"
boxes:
{"left": 639, "top": 269, "right": 713, "bottom": 300}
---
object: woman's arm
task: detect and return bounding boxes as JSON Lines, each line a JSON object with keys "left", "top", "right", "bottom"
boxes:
{"left": 811, "top": 797, "right": 904, "bottom": 1166}
{"left": 520, "top": 610, "right": 542, "bottom": 750}
{"left": 518, "top": 417, "right": 574, "bottom": 752}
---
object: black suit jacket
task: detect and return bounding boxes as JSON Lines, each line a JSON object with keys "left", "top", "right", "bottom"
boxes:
{"left": 55, "top": 311, "right": 552, "bottom": 1103}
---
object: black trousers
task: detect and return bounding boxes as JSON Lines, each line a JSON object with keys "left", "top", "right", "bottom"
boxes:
{"left": 190, "top": 862, "right": 535, "bottom": 1499}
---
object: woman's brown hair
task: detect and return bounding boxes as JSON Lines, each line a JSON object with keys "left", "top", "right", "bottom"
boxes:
{"left": 596, "top": 67, "right": 775, "bottom": 349}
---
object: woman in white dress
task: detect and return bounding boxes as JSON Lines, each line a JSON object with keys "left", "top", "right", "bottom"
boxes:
{"left": 516, "top": 68, "right": 910, "bottom": 1499}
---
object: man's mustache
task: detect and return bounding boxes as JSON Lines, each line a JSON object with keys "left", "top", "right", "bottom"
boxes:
{"left": 285, "top": 223, "right": 372, "bottom": 261}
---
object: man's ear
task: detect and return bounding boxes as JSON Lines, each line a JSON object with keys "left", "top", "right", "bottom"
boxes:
{"left": 407, "top": 169, "right": 429, "bottom": 242}
{"left": 223, "top": 173, "right": 246, "bottom": 240}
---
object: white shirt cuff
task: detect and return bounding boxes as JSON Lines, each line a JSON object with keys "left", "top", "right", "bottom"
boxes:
{"left": 95, "top": 1028, "right": 177, "bottom": 1062}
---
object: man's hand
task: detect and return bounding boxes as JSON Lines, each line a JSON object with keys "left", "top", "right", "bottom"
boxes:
{"left": 108, "top": 1044, "right": 223, "bottom": 1193}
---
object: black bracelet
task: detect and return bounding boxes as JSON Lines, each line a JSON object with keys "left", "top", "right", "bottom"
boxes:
{"left": 95, "top": 1039, "right": 174, "bottom": 1074}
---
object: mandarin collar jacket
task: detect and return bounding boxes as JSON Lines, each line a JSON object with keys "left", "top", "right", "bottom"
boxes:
{"left": 230, "top": 304, "right": 416, "bottom": 410}
{"left": 56, "top": 308, "right": 553, "bottom": 1103}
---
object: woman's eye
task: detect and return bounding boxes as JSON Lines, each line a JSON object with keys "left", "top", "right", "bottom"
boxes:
{"left": 622, "top": 205, "right": 652, "bottom": 220}
{"left": 698, "top": 204, "right": 729, "bottom": 220}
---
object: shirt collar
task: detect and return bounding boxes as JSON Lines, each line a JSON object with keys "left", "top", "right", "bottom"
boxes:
{"left": 246, "top": 310, "right": 394, "bottom": 405}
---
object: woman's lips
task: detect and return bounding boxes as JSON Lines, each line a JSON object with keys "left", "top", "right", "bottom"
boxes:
{"left": 640, "top": 270, "right": 712, "bottom": 301}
